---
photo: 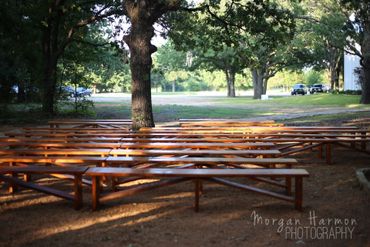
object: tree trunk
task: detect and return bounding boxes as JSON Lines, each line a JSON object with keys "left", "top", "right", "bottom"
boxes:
{"left": 225, "top": 68, "right": 236, "bottom": 97}
{"left": 41, "top": 1, "right": 62, "bottom": 115}
{"left": 122, "top": 1, "right": 183, "bottom": 129}
{"left": 329, "top": 66, "right": 337, "bottom": 90}
{"left": 42, "top": 55, "right": 58, "bottom": 114}
{"left": 41, "top": 32, "right": 58, "bottom": 115}
{"left": 360, "top": 20, "right": 370, "bottom": 104}
{"left": 262, "top": 77, "right": 268, "bottom": 95}
{"left": 252, "top": 69, "right": 263, "bottom": 99}
{"left": 17, "top": 81, "right": 26, "bottom": 103}
{"left": 172, "top": 81, "right": 176, "bottom": 92}
{"left": 0, "top": 80, "right": 12, "bottom": 103}
{"left": 124, "top": 17, "right": 155, "bottom": 129}
{"left": 329, "top": 51, "right": 342, "bottom": 90}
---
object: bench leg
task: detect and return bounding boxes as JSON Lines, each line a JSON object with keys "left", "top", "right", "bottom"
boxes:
{"left": 285, "top": 176, "right": 292, "bottom": 196}
{"left": 361, "top": 133, "right": 366, "bottom": 150}
{"left": 326, "top": 143, "right": 332, "bottom": 165}
{"left": 194, "top": 179, "right": 201, "bottom": 212}
{"left": 92, "top": 176, "right": 100, "bottom": 211}
{"left": 7, "top": 162, "right": 18, "bottom": 193}
{"left": 295, "top": 177, "right": 303, "bottom": 211}
{"left": 351, "top": 133, "right": 356, "bottom": 148}
{"left": 199, "top": 180, "right": 203, "bottom": 195}
{"left": 74, "top": 174, "right": 83, "bottom": 210}
{"left": 8, "top": 172, "right": 18, "bottom": 194}
{"left": 23, "top": 174, "right": 31, "bottom": 182}
{"left": 317, "top": 145, "right": 323, "bottom": 159}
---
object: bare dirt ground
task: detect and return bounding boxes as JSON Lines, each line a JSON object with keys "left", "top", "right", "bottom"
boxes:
{"left": 0, "top": 144, "right": 369, "bottom": 246}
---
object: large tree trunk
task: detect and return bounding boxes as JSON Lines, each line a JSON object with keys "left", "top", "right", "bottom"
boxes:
{"left": 262, "top": 77, "right": 268, "bottom": 95}
{"left": 42, "top": 59, "right": 58, "bottom": 115}
{"left": 360, "top": 20, "right": 370, "bottom": 104}
{"left": 124, "top": 5, "right": 157, "bottom": 129}
{"left": 41, "top": 0, "right": 62, "bottom": 115}
{"left": 225, "top": 68, "right": 236, "bottom": 97}
{"left": 252, "top": 69, "right": 264, "bottom": 99}
{"left": 0, "top": 79, "right": 12, "bottom": 104}
{"left": 41, "top": 27, "right": 58, "bottom": 115}
{"left": 125, "top": 22, "right": 155, "bottom": 129}
{"left": 17, "top": 81, "right": 26, "bottom": 103}
{"left": 123, "top": 1, "right": 182, "bottom": 129}
{"left": 328, "top": 48, "right": 342, "bottom": 90}
{"left": 172, "top": 81, "right": 176, "bottom": 92}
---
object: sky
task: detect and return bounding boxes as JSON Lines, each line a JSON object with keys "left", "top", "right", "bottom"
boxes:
{"left": 107, "top": 0, "right": 204, "bottom": 48}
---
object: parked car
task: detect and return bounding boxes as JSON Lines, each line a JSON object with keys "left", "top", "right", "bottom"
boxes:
{"left": 61, "top": 86, "right": 74, "bottom": 97}
{"left": 61, "top": 86, "right": 92, "bottom": 97}
{"left": 75, "top": 87, "right": 92, "bottom": 97}
{"left": 309, "top": 84, "right": 329, "bottom": 94}
{"left": 291, "top": 83, "right": 307, "bottom": 95}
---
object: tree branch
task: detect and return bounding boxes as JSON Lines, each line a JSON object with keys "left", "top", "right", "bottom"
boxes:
{"left": 71, "top": 38, "right": 111, "bottom": 47}
{"left": 57, "top": 6, "right": 123, "bottom": 58}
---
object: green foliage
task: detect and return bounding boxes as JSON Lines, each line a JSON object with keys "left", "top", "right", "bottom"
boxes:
{"left": 0, "top": 1, "right": 43, "bottom": 103}
{"left": 332, "top": 90, "right": 362, "bottom": 95}
{"left": 268, "top": 70, "right": 305, "bottom": 89}
{"left": 154, "top": 43, "right": 249, "bottom": 92}
{"left": 304, "top": 70, "right": 324, "bottom": 86}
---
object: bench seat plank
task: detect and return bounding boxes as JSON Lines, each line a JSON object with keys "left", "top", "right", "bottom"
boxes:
{"left": 0, "top": 166, "right": 88, "bottom": 174}
{"left": 86, "top": 167, "right": 308, "bottom": 177}
{"left": 0, "top": 156, "right": 106, "bottom": 164}
{"left": 0, "top": 149, "right": 112, "bottom": 156}
{"left": 105, "top": 157, "right": 297, "bottom": 166}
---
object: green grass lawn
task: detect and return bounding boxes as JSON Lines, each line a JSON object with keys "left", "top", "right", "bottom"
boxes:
{"left": 213, "top": 94, "right": 364, "bottom": 107}
{"left": 93, "top": 94, "right": 369, "bottom": 122}
{"left": 1, "top": 94, "right": 369, "bottom": 125}
{"left": 93, "top": 103, "right": 270, "bottom": 121}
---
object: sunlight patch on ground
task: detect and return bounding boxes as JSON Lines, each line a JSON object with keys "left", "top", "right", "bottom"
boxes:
{"left": 31, "top": 203, "right": 177, "bottom": 244}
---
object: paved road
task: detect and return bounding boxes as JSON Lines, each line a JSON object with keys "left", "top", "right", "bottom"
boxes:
{"left": 91, "top": 91, "right": 291, "bottom": 105}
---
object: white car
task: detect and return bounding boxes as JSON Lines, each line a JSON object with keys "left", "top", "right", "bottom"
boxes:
{"left": 75, "top": 87, "right": 92, "bottom": 97}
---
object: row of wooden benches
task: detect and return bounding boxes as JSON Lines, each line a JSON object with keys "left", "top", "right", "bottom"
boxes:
{"left": 0, "top": 165, "right": 309, "bottom": 211}
{"left": 0, "top": 119, "right": 368, "bottom": 213}
{"left": 46, "top": 119, "right": 285, "bottom": 129}
{"left": 3, "top": 128, "right": 369, "bottom": 164}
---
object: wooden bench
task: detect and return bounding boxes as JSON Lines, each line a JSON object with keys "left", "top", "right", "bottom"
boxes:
{"left": 0, "top": 148, "right": 280, "bottom": 159}
{"left": 0, "top": 166, "right": 88, "bottom": 209}
{"left": 0, "top": 156, "right": 106, "bottom": 165}
{"left": 0, "top": 149, "right": 112, "bottom": 157}
{"left": 0, "top": 155, "right": 296, "bottom": 169}
{"left": 0, "top": 142, "right": 122, "bottom": 149}
{"left": 104, "top": 156, "right": 297, "bottom": 190}
{"left": 179, "top": 118, "right": 276, "bottom": 122}
{"left": 109, "top": 149, "right": 281, "bottom": 158}
{"left": 22, "top": 127, "right": 130, "bottom": 134}
{"left": 343, "top": 118, "right": 370, "bottom": 127}
{"left": 117, "top": 142, "right": 274, "bottom": 150}
{"left": 139, "top": 126, "right": 360, "bottom": 134}
{"left": 4, "top": 132, "right": 126, "bottom": 138}
{"left": 49, "top": 119, "right": 132, "bottom": 129}
{"left": 105, "top": 156, "right": 297, "bottom": 168}
{"left": 179, "top": 120, "right": 282, "bottom": 127}
{"left": 86, "top": 167, "right": 309, "bottom": 211}
{"left": 0, "top": 137, "right": 123, "bottom": 143}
